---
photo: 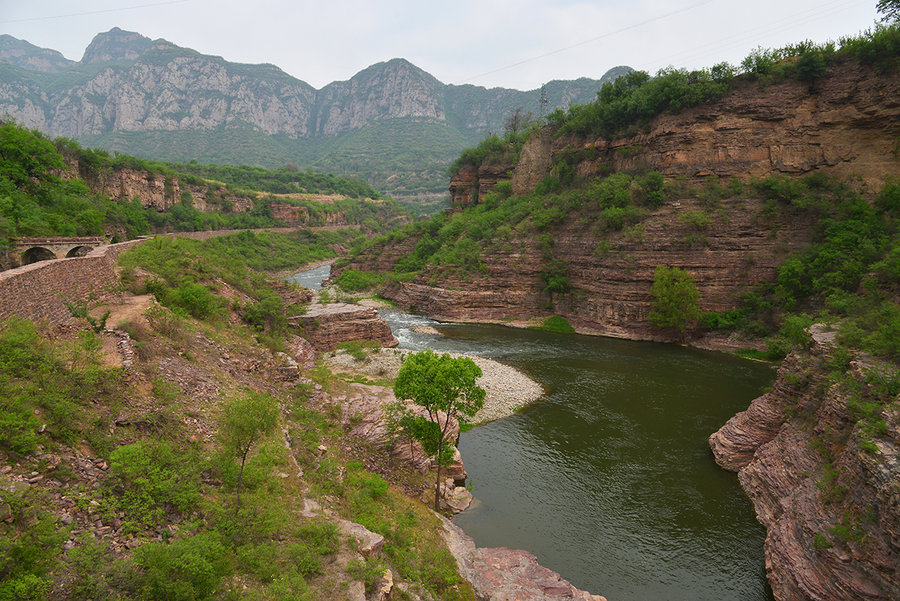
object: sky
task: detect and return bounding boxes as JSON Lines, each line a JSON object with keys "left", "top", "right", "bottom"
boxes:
{"left": 0, "top": 0, "right": 885, "bottom": 91}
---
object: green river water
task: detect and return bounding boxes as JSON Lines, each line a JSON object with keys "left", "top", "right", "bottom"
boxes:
{"left": 288, "top": 268, "right": 776, "bottom": 600}
{"left": 380, "top": 310, "right": 777, "bottom": 601}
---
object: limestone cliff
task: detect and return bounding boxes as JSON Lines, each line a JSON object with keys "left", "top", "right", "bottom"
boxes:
{"left": 710, "top": 327, "right": 899, "bottom": 601}
{"left": 0, "top": 30, "right": 628, "bottom": 198}
{"left": 0, "top": 30, "right": 620, "bottom": 144}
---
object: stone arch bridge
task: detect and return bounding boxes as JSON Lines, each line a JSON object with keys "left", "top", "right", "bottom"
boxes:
{"left": 3, "top": 237, "right": 107, "bottom": 269}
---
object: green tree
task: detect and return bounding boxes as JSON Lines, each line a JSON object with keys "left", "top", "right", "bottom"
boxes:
{"left": 393, "top": 350, "right": 485, "bottom": 511}
{"left": 649, "top": 265, "right": 701, "bottom": 340}
{"left": 0, "top": 123, "right": 65, "bottom": 189}
{"left": 877, "top": 0, "right": 900, "bottom": 23}
{"left": 217, "top": 392, "right": 279, "bottom": 509}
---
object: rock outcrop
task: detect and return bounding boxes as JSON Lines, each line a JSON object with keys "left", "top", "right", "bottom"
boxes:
{"left": 452, "top": 58, "right": 900, "bottom": 208}
{"left": 440, "top": 516, "right": 607, "bottom": 601}
{"left": 289, "top": 303, "right": 398, "bottom": 351}
{"left": 710, "top": 326, "right": 900, "bottom": 601}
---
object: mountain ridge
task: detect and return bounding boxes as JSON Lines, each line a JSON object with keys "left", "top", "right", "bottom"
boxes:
{"left": 0, "top": 28, "right": 630, "bottom": 201}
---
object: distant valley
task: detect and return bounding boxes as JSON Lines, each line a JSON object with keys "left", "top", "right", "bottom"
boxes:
{"left": 0, "top": 28, "right": 630, "bottom": 205}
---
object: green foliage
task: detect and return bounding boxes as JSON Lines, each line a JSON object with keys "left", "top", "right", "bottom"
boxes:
{"left": 0, "top": 123, "right": 65, "bottom": 189}
{"left": 797, "top": 51, "right": 828, "bottom": 83}
{"left": 448, "top": 122, "right": 533, "bottom": 176}
{"left": 337, "top": 339, "right": 380, "bottom": 362}
{"left": 334, "top": 269, "right": 386, "bottom": 292}
{"left": 104, "top": 440, "right": 201, "bottom": 529}
{"left": 530, "top": 315, "right": 576, "bottom": 333}
{"left": 64, "top": 300, "right": 110, "bottom": 333}
{"left": 0, "top": 491, "right": 66, "bottom": 601}
{"left": 879, "top": 0, "right": 900, "bottom": 23}
{"left": 555, "top": 67, "right": 732, "bottom": 139}
{"left": 394, "top": 350, "right": 485, "bottom": 510}
{"left": 218, "top": 392, "right": 280, "bottom": 507}
{"left": 649, "top": 265, "right": 701, "bottom": 339}
{"left": 840, "top": 23, "right": 900, "bottom": 72}
{"left": 0, "top": 319, "right": 121, "bottom": 456}
{"left": 131, "top": 532, "right": 228, "bottom": 601}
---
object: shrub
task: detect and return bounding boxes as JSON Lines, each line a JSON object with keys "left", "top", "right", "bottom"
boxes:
{"left": 131, "top": 532, "right": 228, "bottom": 601}
{"left": 334, "top": 269, "right": 386, "bottom": 292}
{"left": 649, "top": 265, "right": 701, "bottom": 339}
{"left": 104, "top": 441, "right": 201, "bottom": 528}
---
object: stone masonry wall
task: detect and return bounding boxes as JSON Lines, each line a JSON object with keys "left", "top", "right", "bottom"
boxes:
{"left": 0, "top": 239, "right": 145, "bottom": 325}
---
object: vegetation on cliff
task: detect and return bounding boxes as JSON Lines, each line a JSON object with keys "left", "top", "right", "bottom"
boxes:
{"left": 703, "top": 177, "right": 900, "bottom": 361}
{"left": 0, "top": 121, "right": 404, "bottom": 248}
{"left": 450, "top": 23, "right": 899, "bottom": 178}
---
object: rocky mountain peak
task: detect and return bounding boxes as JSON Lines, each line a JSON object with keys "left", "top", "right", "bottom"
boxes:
{"left": 81, "top": 27, "right": 156, "bottom": 64}
{"left": 0, "top": 35, "right": 76, "bottom": 72}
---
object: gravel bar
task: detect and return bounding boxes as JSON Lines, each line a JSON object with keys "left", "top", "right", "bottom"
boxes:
{"left": 325, "top": 349, "right": 544, "bottom": 423}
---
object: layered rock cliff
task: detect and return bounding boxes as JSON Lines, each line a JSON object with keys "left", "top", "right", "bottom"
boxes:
{"left": 710, "top": 327, "right": 899, "bottom": 601}
{"left": 452, "top": 58, "right": 900, "bottom": 208}
{"left": 337, "top": 58, "right": 900, "bottom": 340}
{"left": 347, "top": 191, "right": 819, "bottom": 341}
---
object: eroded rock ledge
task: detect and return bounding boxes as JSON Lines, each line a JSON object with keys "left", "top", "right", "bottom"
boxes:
{"left": 289, "top": 303, "right": 398, "bottom": 351}
{"left": 709, "top": 326, "right": 900, "bottom": 601}
{"left": 439, "top": 515, "right": 606, "bottom": 601}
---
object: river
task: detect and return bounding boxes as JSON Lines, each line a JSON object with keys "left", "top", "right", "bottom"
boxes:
{"left": 288, "top": 267, "right": 776, "bottom": 601}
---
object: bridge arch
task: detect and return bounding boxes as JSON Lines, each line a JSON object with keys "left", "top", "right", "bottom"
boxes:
{"left": 65, "top": 246, "right": 92, "bottom": 258}
{"left": 22, "top": 247, "right": 57, "bottom": 265}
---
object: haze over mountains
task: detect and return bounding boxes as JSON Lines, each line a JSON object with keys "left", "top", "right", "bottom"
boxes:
{"left": 0, "top": 28, "right": 630, "bottom": 202}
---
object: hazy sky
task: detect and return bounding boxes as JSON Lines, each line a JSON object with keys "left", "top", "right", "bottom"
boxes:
{"left": 0, "top": 0, "right": 884, "bottom": 90}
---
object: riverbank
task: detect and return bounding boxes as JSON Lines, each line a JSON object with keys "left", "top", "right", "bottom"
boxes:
{"left": 325, "top": 347, "right": 544, "bottom": 423}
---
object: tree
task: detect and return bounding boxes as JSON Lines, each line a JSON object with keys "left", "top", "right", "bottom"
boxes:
{"left": 877, "top": 0, "right": 900, "bottom": 23}
{"left": 649, "top": 265, "right": 701, "bottom": 341}
{"left": 217, "top": 392, "right": 279, "bottom": 509}
{"left": 393, "top": 350, "right": 485, "bottom": 511}
{"left": 503, "top": 107, "right": 532, "bottom": 137}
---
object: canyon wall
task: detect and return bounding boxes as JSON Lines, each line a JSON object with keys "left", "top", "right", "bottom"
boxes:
{"left": 710, "top": 327, "right": 899, "bottom": 601}
{"left": 344, "top": 58, "right": 900, "bottom": 341}
{"left": 353, "top": 194, "right": 817, "bottom": 341}
{"left": 453, "top": 59, "right": 899, "bottom": 209}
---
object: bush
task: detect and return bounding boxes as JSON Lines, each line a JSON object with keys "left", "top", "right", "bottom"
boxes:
{"left": 104, "top": 441, "right": 201, "bottom": 529}
{"left": 131, "top": 532, "right": 228, "bottom": 601}
{"left": 334, "top": 269, "right": 386, "bottom": 292}
{"left": 649, "top": 265, "right": 701, "bottom": 339}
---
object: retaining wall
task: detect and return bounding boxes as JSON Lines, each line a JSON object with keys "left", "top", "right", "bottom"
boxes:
{"left": 0, "top": 239, "right": 146, "bottom": 325}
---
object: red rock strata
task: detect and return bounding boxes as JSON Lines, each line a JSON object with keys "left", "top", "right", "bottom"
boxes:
{"left": 289, "top": 303, "right": 398, "bottom": 351}
{"left": 710, "top": 328, "right": 900, "bottom": 601}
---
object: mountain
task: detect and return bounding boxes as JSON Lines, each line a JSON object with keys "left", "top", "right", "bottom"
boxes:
{"left": 0, "top": 28, "right": 630, "bottom": 203}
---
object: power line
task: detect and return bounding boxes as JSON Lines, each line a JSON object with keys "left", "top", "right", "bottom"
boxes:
{"left": 455, "top": 0, "right": 716, "bottom": 84}
{"left": 655, "top": 0, "right": 871, "bottom": 69}
{"left": 0, "top": 0, "right": 189, "bottom": 24}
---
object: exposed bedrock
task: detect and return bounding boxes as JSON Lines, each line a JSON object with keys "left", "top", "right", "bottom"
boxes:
{"left": 710, "top": 328, "right": 900, "bottom": 601}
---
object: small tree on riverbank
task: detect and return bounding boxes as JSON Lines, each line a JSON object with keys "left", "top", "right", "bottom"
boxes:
{"left": 393, "top": 350, "right": 485, "bottom": 511}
